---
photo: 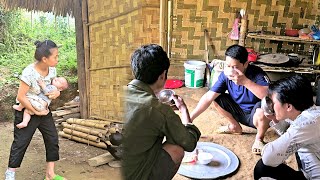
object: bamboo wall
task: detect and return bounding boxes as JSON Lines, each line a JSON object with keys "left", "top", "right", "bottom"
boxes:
{"left": 85, "top": 0, "right": 320, "bottom": 121}
{"left": 87, "top": 0, "right": 160, "bottom": 121}
{"left": 169, "top": 0, "right": 320, "bottom": 78}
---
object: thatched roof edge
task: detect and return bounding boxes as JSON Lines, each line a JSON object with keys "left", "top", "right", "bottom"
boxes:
{"left": 0, "top": 0, "right": 78, "bottom": 17}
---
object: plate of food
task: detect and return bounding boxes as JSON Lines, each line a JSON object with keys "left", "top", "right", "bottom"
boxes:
{"left": 178, "top": 142, "right": 239, "bottom": 179}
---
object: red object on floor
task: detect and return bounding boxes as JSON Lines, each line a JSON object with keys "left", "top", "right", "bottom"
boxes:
{"left": 164, "top": 79, "right": 184, "bottom": 89}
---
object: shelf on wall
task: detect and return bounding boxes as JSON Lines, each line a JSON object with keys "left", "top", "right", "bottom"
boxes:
{"left": 254, "top": 64, "right": 320, "bottom": 74}
{"left": 247, "top": 33, "right": 320, "bottom": 45}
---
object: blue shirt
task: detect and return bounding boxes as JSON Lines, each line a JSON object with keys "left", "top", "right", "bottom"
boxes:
{"left": 210, "top": 64, "right": 270, "bottom": 113}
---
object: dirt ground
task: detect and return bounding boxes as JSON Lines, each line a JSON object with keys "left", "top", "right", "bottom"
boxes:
{"left": 0, "top": 87, "right": 298, "bottom": 180}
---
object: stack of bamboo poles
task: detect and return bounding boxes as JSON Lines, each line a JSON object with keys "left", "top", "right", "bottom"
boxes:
{"left": 52, "top": 97, "right": 81, "bottom": 125}
{"left": 59, "top": 118, "right": 123, "bottom": 150}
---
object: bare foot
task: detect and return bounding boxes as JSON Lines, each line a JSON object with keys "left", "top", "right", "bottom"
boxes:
{"left": 16, "top": 122, "right": 28, "bottom": 129}
{"left": 228, "top": 124, "right": 242, "bottom": 134}
{"left": 12, "top": 105, "right": 23, "bottom": 111}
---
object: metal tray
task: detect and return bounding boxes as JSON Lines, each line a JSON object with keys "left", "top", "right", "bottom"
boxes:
{"left": 177, "top": 142, "right": 239, "bottom": 179}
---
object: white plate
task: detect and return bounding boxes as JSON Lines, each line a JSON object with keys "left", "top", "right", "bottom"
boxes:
{"left": 177, "top": 142, "right": 239, "bottom": 179}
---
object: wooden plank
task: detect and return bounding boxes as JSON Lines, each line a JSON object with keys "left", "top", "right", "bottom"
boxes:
{"left": 63, "top": 113, "right": 81, "bottom": 120}
{"left": 52, "top": 109, "right": 67, "bottom": 117}
{"left": 55, "top": 107, "right": 80, "bottom": 117}
{"left": 57, "top": 104, "right": 80, "bottom": 110}
{"left": 247, "top": 33, "right": 320, "bottom": 45}
{"left": 87, "top": 153, "right": 114, "bottom": 167}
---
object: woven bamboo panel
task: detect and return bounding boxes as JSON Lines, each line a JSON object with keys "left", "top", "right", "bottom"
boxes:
{"left": 88, "top": 0, "right": 160, "bottom": 23}
{"left": 170, "top": 0, "right": 320, "bottom": 78}
{"left": 88, "top": 0, "right": 160, "bottom": 121}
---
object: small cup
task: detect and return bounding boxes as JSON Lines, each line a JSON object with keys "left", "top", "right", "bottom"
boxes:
{"left": 197, "top": 152, "right": 213, "bottom": 165}
{"left": 269, "top": 120, "right": 290, "bottom": 135}
{"left": 261, "top": 96, "right": 274, "bottom": 115}
{"left": 224, "top": 67, "right": 238, "bottom": 77}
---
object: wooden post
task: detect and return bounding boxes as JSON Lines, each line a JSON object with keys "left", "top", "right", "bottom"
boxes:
{"left": 204, "top": 29, "right": 211, "bottom": 87}
{"left": 167, "top": 0, "right": 173, "bottom": 58}
{"left": 239, "top": 14, "right": 248, "bottom": 46}
{"left": 74, "top": 0, "right": 89, "bottom": 118}
{"left": 160, "top": 0, "right": 168, "bottom": 52}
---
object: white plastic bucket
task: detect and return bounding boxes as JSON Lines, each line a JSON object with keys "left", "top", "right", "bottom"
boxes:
{"left": 184, "top": 60, "right": 206, "bottom": 88}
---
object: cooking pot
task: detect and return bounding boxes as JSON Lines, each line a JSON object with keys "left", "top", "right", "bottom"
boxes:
{"left": 256, "top": 53, "right": 304, "bottom": 67}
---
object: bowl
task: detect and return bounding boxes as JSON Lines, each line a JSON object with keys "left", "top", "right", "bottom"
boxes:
{"left": 299, "top": 28, "right": 311, "bottom": 35}
{"left": 285, "top": 29, "right": 299, "bottom": 37}
{"left": 261, "top": 96, "right": 274, "bottom": 115}
{"left": 158, "top": 89, "right": 175, "bottom": 104}
{"left": 197, "top": 152, "right": 213, "bottom": 165}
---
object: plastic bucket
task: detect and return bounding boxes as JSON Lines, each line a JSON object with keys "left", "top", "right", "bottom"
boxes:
{"left": 184, "top": 60, "right": 206, "bottom": 88}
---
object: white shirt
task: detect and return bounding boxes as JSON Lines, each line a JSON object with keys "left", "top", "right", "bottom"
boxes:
{"left": 17, "top": 63, "right": 56, "bottom": 103}
{"left": 262, "top": 106, "right": 320, "bottom": 179}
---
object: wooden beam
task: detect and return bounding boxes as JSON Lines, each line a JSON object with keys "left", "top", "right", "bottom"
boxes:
{"left": 74, "top": 0, "right": 89, "bottom": 118}
{"left": 160, "top": 0, "right": 168, "bottom": 52}
{"left": 88, "top": 153, "right": 114, "bottom": 167}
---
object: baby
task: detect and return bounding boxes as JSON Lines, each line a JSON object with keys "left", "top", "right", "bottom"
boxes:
{"left": 13, "top": 77, "right": 68, "bottom": 129}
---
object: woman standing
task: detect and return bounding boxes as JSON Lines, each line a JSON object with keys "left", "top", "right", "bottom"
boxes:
{"left": 5, "top": 40, "right": 65, "bottom": 180}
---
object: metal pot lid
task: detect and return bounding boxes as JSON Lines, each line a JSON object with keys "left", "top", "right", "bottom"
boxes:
{"left": 258, "top": 53, "right": 289, "bottom": 64}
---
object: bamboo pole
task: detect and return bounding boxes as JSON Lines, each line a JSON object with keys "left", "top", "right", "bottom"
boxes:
{"left": 61, "top": 122, "right": 104, "bottom": 138}
{"left": 66, "top": 118, "right": 108, "bottom": 129}
{"left": 167, "top": 0, "right": 173, "bottom": 58}
{"left": 108, "top": 127, "right": 119, "bottom": 134}
{"left": 83, "top": 120, "right": 111, "bottom": 125}
{"left": 90, "top": 116, "right": 123, "bottom": 123}
{"left": 59, "top": 131, "right": 108, "bottom": 149}
{"left": 63, "top": 128, "right": 100, "bottom": 142}
{"left": 239, "top": 14, "right": 248, "bottom": 46}
{"left": 160, "top": 0, "right": 168, "bottom": 52}
{"left": 204, "top": 29, "right": 211, "bottom": 87}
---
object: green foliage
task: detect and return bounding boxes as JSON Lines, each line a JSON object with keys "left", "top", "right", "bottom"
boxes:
{"left": 0, "top": 8, "right": 77, "bottom": 88}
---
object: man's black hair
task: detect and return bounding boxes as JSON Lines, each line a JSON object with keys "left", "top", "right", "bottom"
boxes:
{"left": 268, "top": 74, "right": 314, "bottom": 111}
{"left": 131, "top": 44, "right": 170, "bottom": 84}
{"left": 225, "top": 44, "right": 248, "bottom": 64}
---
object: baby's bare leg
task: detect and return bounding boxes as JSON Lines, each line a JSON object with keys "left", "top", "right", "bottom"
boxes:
{"left": 12, "top": 104, "right": 24, "bottom": 111}
{"left": 16, "top": 110, "right": 32, "bottom": 129}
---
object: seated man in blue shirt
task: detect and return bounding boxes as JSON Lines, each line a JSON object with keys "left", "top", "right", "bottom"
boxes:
{"left": 191, "top": 44, "right": 271, "bottom": 154}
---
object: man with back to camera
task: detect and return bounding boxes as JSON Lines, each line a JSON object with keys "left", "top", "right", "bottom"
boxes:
{"left": 122, "top": 44, "right": 201, "bottom": 180}
{"left": 191, "top": 44, "right": 271, "bottom": 154}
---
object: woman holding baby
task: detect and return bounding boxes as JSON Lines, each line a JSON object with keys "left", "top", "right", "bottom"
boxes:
{"left": 5, "top": 40, "right": 66, "bottom": 180}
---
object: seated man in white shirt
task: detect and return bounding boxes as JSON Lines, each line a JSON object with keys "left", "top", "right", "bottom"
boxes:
{"left": 254, "top": 74, "right": 320, "bottom": 180}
